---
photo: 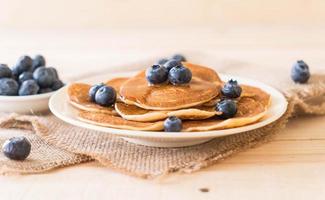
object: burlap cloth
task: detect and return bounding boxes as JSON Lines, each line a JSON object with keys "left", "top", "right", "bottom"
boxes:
{"left": 0, "top": 57, "right": 324, "bottom": 178}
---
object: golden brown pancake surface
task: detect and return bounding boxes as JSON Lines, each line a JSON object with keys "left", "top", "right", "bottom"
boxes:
{"left": 203, "top": 84, "right": 263, "bottom": 106}
{"left": 119, "top": 63, "right": 222, "bottom": 111}
{"left": 68, "top": 62, "right": 271, "bottom": 132}
{"left": 182, "top": 90, "right": 271, "bottom": 131}
{"left": 78, "top": 111, "right": 164, "bottom": 131}
{"left": 115, "top": 84, "right": 268, "bottom": 123}
{"left": 68, "top": 77, "right": 128, "bottom": 114}
{"left": 115, "top": 102, "right": 216, "bottom": 122}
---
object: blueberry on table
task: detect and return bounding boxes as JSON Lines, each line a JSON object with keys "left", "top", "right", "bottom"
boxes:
{"left": 221, "top": 79, "right": 242, "bottom": 98}
{"left": 171, "top": 54, "right": 186, "bottom": 62}
{"left": 164, "top": 116, "right": 182, "bottom": 132}
{"left": 18, "top": 80, "right": 40, "bottom": 96}
{"left": 89, "top": 83, "right": 105, "bottom": 102}
{"left": 32, "top": 55, "right": 46, "bottom": 71}
{"left": 156, "top": 58, "right": 169, "bottom": 65}
{"left": 168, "top": 65, "right": 192, "bottom": 85}
{"left": 38, "top": 87, "right": 53, "bottom": 94}
{"left": 0, "top": 78, "right": 19, "bottom": 96}
{"left": 291, "top": 60, "right": 310, "bottom": 84}
{"left": 163, "top": 59, "right": 181, "bottom": 71}
{"left": 95, "top": 86, "right": 116, "bottom": 107}
{"left": 33, "top": 67, "right": 56, "bottom": 88}
{"left": 2, "top": 137, "right": 31, "bottom": 160}
{"left": 216, "top": 99, "right": 238, "bottom": 119}
{"left": 145, "top": 64, "right": 168, "bottom": 84}
{"left": 0, "top": 64, "right": 12, "bottom": 78}
{"left": 18, "top": 72, "right": 33, "bottom": 84}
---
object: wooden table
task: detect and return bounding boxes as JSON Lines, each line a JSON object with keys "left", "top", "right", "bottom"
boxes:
{"left": 0, "top": 27, "right": 324, "bottom": 200}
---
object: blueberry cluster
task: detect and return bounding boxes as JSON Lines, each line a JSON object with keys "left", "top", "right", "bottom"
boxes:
{"left": 146, "top": 54, "right": 192, "bottom": 85}
{"left": 216, "top": 80, "right": 242, "bottom": 119}
{"left": 0, "top": 55, "right": 64, "bottom": 96}
{"left": 2, "top": 136, "right": 31, "bottom": 160}
{"left": 89, "top": 83, "right": 117, "bottom": 107}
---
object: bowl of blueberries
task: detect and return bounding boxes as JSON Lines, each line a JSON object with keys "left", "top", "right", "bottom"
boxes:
{"left": 0, "top": 55, "right": 64, "bottom": 114}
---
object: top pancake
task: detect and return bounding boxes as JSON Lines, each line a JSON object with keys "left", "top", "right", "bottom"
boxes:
{"left": 119, "top": 62, "right": 222, "bottom": 111}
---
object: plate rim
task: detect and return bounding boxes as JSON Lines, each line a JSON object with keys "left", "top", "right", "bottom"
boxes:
{"left": 49, "top": 72, "right": 288, "bottom": 139}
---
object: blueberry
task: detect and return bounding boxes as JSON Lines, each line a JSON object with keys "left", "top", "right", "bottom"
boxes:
{"left": 95, "top": 86, "right": 116, "bottom": 106}
{"left": 13, "top": 55, "right": 33, "bottom": 75}
{"left": 145, "top": 64, "right": 168, "bottom": 84}
{"left": 38, "top": 88, "right": 53, "bottom": 94}
{"left": 89, "top": 83, "right": 105, "bottom": 102}
{"left": 156, "top": 58, "right": 168, "bottom": 65}
{"left": 291, "top": 60, "right": 310, "bottom": 84}
{"left": 171, "top": 54, "right": 186, "bottom": 62}
{"left": 0, "top": 78, "right": 19, "bottom": 96}
{"left": 164, "top": 116, "right": 182, "bottom": 132}
{"left": 11, "top": 66, "right": 20, "bottom": 77}
{"left": 221, "top": 79, "right": 242, "bottom": 98}
{"left": 47, "top": 67, "right": 59, "bottom": 79}
{"left": 18, "top": 72, "right": 33, "bottom": 84}
{"left": 216, "top": 99, "right": 237, "bottom": 119}
{"left": 163, "top": 59, "right": 181, "bottom": 71}
{"left": 0, "top": 64, "right": 12, "bottom": 78}
{"left": 32, "top": 55, "right": 46, "bottom": 71}
{"left": 33, "top": 67, "right": 56, "bottom": 88}
{"left": 168, "top": 65, "right": 192, "bottom": 85}
{"left": 19, "top": 80, "right": 40, "bottom": 96}
{"left": 2, "top": 137, "right": 31, "bottom": 160}
{"left": 52, "top": 80, "right": 64, "bottom": 91}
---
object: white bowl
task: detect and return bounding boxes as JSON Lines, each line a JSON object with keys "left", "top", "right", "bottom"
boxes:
{"left": 49, "top": 72, "right": 288, "bottom": 147}
{"left": 0, "top": 92, "right": 55, "bottom": 114}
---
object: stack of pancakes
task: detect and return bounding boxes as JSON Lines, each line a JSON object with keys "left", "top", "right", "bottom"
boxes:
{"left": 68, "top": 62, "right": 271, "bottom": 132}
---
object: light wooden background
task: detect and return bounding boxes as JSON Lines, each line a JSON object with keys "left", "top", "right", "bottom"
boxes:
{"left": 0, "top": 0, "right": 325, "bottom": 29}
{"left": 0, "top": 1, "right": 325, "bottom": 199}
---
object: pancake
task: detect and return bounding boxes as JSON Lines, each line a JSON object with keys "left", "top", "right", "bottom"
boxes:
{"left": 181, "top": 62, "right": 222, "bottom": 83}
{"left": 78, "top": 88, "right": 270, "bottom": 131}
{"left": 104, "top": 77, "right": 129, "bottom": 100}
{"left": 182, "top": 91, "right": 271, "bottom": 131}
{"left": 202, "top": 85, "right": 260, "bottom": 106}
{"left": 115, "top": 85, "right": 264, "bottom": 122}
{"left": 78, "top": 111, "right": 164, "bottom": 131}
{"left": 119, "top": 62, "right": 222, "bottom": 111}
{"left": 68, "top": 77, "right": 128, "bottom": 114}
{"left": 115, "top": 102, "right": 217, "bottom": 122}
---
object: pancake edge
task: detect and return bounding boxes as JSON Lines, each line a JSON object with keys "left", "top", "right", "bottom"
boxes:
{"left": 77, "top": 114, "right": 164, "bottom": 131}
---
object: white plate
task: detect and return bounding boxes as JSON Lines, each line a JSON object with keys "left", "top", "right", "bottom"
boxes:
{"left": 49, "top": 72, "right": 288, "bottom": 147}
{"left": 0, "top": 91, "right": 55, "bottom": 114}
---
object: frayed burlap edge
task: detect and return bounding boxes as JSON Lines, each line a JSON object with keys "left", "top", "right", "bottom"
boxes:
{"left": 287, "top": 82, "right": 325, "bottom": 115}
{"left": 0, "top": 114, "right": 93, "bottom": 175}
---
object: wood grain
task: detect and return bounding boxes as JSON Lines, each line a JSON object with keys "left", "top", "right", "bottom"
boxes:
{"left": 0, "top": 27, "right": 324, "bottom": 200}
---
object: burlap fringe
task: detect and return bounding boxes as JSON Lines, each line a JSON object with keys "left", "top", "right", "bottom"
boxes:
{"left": 289, "top": 82, "right": 325, "bottom": 115}
{"left": 0, "top": 114, "right": 92, "bottom": 175}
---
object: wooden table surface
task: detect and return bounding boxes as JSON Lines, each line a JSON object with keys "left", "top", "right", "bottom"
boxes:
{"left": 0, "top": 27, "right": 324, "bottom": 200}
